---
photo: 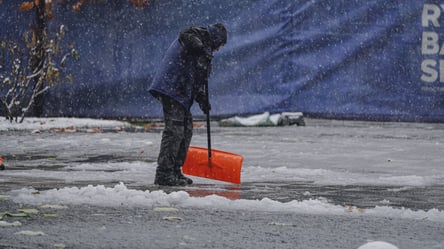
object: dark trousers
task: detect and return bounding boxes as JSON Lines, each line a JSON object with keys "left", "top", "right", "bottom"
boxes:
{"left": 156, "top": 97, "right": 193, "bottom": 178}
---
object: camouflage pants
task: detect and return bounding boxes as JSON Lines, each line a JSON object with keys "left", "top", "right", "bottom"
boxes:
{"left": 156, "top": 97, "right": 193, "bottom": 177}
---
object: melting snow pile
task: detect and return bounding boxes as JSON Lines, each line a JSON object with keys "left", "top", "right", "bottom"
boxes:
{"left": 219, "top": 112, "right": 304, "bottom": 126}
{"left": 9, "top": 183, "right": 444, "bottom": 223}
{"left": 0, "top": 117, "right": 131, "bottom": 131}
{"left": 357, "top": 241, "right": 399, "bottom": 249}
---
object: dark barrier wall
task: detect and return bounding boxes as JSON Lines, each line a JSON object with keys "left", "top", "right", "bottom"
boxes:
{"left": 1, "top": 1, "right": 444, "bottom": 122}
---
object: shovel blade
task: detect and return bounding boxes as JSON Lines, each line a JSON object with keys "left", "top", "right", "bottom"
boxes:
{"left": 182, "top": 146, "right": 243, "bottom": 184}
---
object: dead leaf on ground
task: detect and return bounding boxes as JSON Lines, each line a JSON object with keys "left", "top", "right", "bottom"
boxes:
{"left": 162, "top": 216, "right": 183, "bottom": 222}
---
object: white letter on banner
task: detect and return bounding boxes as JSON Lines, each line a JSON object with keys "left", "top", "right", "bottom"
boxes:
{"left": 422, "top": 32, "right": 440, "bottom": 55}
{"left": 422, "top": 4, "right": 441, "bottom": 27}
{"left": 421, "top": 59, "right": 438, "bottom": 82}
{"left": 440, "top": 60, "right": 444, "bottom": 82}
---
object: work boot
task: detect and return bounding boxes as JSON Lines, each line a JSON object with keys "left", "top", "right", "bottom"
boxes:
{"left": 154, "top": 171, "right": 187, "bottom": 186}
{"left": 175, "top": 169, "right": 193, "bottom": 185}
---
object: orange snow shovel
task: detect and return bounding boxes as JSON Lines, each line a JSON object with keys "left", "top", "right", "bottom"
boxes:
{"left": 182, "top": 83, "right": 243, "bottom": 184}
{"left": 0, "top": 156, "right": 5, "bottom": 170}
{"left": 182, "top": 145, "right": 243, "bottom": 184}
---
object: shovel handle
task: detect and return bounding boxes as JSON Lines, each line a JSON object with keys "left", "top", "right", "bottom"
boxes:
{"left": 206, "top": 111, "right": 212, "bottom": 159}
{"left": 204, "top": 72, "right": 212, "bottom": 160}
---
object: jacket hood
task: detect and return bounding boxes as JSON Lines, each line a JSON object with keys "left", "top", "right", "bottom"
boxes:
{"left": 208, "top": 23, "right": 227, "bottom": 50}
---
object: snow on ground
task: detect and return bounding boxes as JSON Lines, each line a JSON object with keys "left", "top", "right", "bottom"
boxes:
{"left": 2, "top": 117, "right": 444, "bottom": 225}
{"left": 1, "top": 160, "right": 439, "bottom": 187}
{"left": 8, "top": 182, "right": 444, "bottom": 223}
{"left": 357, "top": 241, "right": 399, "bottom": 249}
{"left": 3, "top": 158, "right": 444, "bottom": 224}
{"left": 0, "top": 117, "right": 131, "bottom": 131}
{"left": 243, "top": 166, "right": 438, "bottom": 186}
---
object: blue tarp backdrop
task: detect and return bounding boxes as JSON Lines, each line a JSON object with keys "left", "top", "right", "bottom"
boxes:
{"left": 1, "top": 1, "right": 444, "bottom": 121}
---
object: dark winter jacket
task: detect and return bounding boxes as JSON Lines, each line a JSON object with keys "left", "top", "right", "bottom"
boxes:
{"left": 149, "top": 24, "right": 227, "bottom": 111}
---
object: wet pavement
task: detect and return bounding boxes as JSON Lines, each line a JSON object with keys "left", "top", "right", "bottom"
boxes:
{"left": 1, "top": 199, "right": 443, "bottom": 249}
{"left": 1, "top": 119, "right": 444, "bottom": 248}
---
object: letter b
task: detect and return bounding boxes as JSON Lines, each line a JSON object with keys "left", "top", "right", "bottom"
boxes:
{"left": 422, "top": 32, "right": 439, "bottom": 55}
